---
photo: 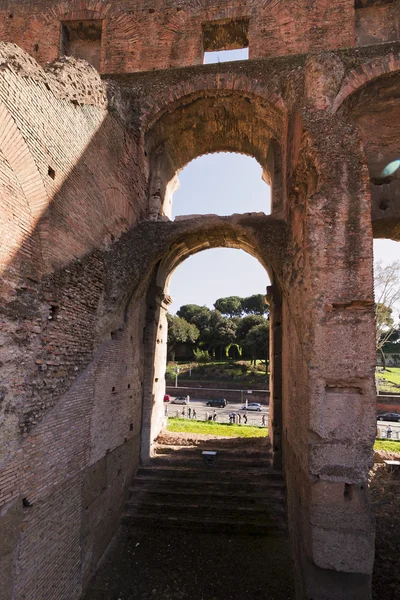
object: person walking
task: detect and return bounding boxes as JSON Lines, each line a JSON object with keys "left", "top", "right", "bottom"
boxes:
{"left": 387, "top": 424, "right": 393, "bottom": 439}
{"left": 182, "top": 406, "right": 186, "bottom": 417}
{"left": 238, "top": 413, "right": 242, "bottom": 424}
{"left": 261, "top": 415, "right": 266, "bottom": 427}
{"left": 213, "top": 410, "right": 217, "bottom": 422}
{"left": 192, "top": 408, "right": 197, "bottom": 420}
{"left": 188, "top": 407, "right": 192, "bottom": 419}
{"left": 205, "top": 411, "right": 209, "bottom": 422}
{"left": 243, "top": 412, "right": 248, "bottom": 425}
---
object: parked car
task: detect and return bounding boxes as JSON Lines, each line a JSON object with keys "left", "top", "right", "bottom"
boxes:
{"left": 205, "top": 398, "right": 227, "bottom": 408}
{"left": 377, "top": 413, "right": 400, "bottom": 422}
{"left": 163, "top": 394, "right": 170, "bottom": 402}
{"left": 170, "top": 396, "right": 188, "bottom": 405}
{"left": 241, "top": 402, "right": 262, "bottom": 411}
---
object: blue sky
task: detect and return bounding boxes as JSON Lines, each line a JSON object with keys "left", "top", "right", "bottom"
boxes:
{"left": 168, "top": 153, "right": 400, "bottom": 314}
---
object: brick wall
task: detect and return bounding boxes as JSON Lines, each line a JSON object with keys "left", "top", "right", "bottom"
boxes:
{"left": 0, "top": 45, "right": 149, "bottom": 600}
{"left": 0, "top": 0, "right": 356, "bottom": 74}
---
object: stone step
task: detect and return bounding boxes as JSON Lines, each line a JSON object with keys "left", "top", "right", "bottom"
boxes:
{"left": 137, "top": 465, "right": 284, "bottom": 482}
{"left": 122, "top": 512, "right": 286, "bottom": 536}
{"left": 153, "top": 445, "right": 272, "bottom": 460}
{"left": 128, "top": 486, "right": 285, "bottom": 504}
{"left": 151, "top": 454, "right": 272, "bottom": 469}
{"left": 133, "top": 474, "right": 285, "bottom": 494}
{"left": 126, "top": 498, "right": 285, "bottom": 519}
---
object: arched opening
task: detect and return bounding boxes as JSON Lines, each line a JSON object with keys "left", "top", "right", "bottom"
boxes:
{"left": 172, "top": 153, "right": 271, "bottom": 219}
{"left": 139, "top": 222, "right": 284, "bottom": 468}
{"left": 145, "top": 89, "right": 285, "bottom": 222}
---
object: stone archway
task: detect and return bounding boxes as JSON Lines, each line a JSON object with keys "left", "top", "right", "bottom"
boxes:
{"left": 139, "top": 213, "right": 286, "bottom": 463}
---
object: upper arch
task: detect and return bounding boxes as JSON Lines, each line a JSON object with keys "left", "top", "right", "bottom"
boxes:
{"left": 332, "top": 51, "right": 400, "bottom": 113}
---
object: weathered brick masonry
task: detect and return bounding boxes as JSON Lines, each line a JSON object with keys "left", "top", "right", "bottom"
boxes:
{"left": 1, "top": 2, "right": 400, "bottom": 600}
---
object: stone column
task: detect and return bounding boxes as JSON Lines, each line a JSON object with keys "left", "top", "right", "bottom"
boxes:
{"left": 140, "top": 281, "right": 171, "bottom": 462}
{"left": 283, "top": 108, "right": 376, "bottom": 599}
{"left": 266, "top": 282, "right": 283, "bottom": 471}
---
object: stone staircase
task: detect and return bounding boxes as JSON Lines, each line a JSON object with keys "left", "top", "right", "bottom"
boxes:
{"left": 123, "top": 438, "right": 287, "bottom": 536}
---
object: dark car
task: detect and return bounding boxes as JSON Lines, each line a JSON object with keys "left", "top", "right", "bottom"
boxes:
{"left": 206, "top": 398, "right": 227, "bottom": 408}
{"left": 377, "top": 413, "right": 400, "bottom": 422}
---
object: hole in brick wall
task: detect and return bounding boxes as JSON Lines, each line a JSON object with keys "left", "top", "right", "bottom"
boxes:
{"left": 48, "top": 166, "right": 55, "bottom": 179}
{"left": 130, "top": 423, "right": 133, "bottom": 431}
{"left": 112, "top": 386, "right": 115, "bottom": 392}
{"left": 379, "top": 199, "right": 389, "bottom": 211}
{"left": 149, "top": 8, "right": 155, "bottom": 13}
{"left": 60, "top": 20, "right": 102, "bottom": 71}
{"left": 117, "top": 468, "right": 121, "bottom": 475}
{"left": 203, "top": 18, "right": 249, "bottom": 64}
{"left": 8, "top": 14, "right": 13, "bottom": 18}
{"left": 128, "top": 384, "right": 131, "bottom": 389}
{"left": 22, "top": 497, "right": 32, "bottom": 508}
{"left": 33, "top": 44, "right": 39, "bottom": 52}
{"left": 49, "top": 304, "right": 59, "bottom": 320}
{"left": 344, "top": 483, "right": 352, "bottom": 500}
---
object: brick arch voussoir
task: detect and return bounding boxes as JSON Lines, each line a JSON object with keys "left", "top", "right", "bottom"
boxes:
{"left": 140, "top": 74, "right": 287, "bottom": 133}
{"left": 332, "top": 52, "right": 400, "bottom": 113}
{"left": 42, "top": 1, "right": 116, "bottom": 24}
{"left": 152, "top": 216, "right": 287, "bottom": 291}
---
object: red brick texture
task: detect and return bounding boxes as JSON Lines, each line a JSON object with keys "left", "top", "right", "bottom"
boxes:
{"left": 1, "top": 24, "right": 400, "bottom": 600}
{"left": 0, "top": 0, "right": 355, "bottom": 74}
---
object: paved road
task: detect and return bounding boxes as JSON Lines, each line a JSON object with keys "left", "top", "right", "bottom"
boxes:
{"left": 166, "top": 397, "right": 269, "bottom": 427}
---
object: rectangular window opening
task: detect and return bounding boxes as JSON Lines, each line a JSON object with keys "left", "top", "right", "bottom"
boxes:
{"left": 202, "top": 18, "right": 249, "bottom": 64}
{"left": 355, "top": 0, "right": 395, "bottom": 8}
{"left": 60, "top": 20, "right": 102, "bottom": 71}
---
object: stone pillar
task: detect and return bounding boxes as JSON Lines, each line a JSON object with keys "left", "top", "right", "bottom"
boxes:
{"left": 266, "top": 282, "right": 283, "bottom": 471}
{"left": 140, "top": 281, "right": 171, "bottom": 462}
{"left": 283, "top": 109, "right": 376, "bottom": 599}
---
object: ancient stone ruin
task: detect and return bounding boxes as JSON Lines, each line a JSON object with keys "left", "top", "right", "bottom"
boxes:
{"left": 1, "top": 1, "right": 400, "bottom": 598}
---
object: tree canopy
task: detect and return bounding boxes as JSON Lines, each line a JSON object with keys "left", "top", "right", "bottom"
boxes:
{"left": 213, "top": 296, "right": 243, "bottom": 317}
{"left": 375, "top": 260, "right": 400, "bottom": 368}
{"left": 169, "top": 294, "right": 269, "bottom": 361}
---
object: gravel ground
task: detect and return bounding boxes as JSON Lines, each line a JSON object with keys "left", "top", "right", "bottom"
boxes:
{"left": 83, "top": 527, "right": 295, "bottom": 600}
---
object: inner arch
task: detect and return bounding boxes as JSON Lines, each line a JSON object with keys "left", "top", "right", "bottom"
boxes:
{"left": 146, "top": 90, "right": 285, "bottom": 221}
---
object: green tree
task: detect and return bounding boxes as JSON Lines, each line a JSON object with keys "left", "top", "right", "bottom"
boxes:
{"left": 208, "top": 318, "right": 238, "bottom": 359}
{"left": 177, "top": 304, "right": 211, "bottom": 331}
{"left": 166, "top": 314, "right": 199, "bottom": 359}
{"left": 243, "top": 322, "right": 270, "bottom": 367}
{"left": 242, "top": 294, "right": 269, "bottom": 316}
{"left": 213, "top": 296, "right": 243, "bottom": 317}
{"left": 236, "top": 314, "right": 266, "bottom": 344}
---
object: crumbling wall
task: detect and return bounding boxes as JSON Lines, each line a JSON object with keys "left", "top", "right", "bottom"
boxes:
{"left": 0, "top": 45, "right": 149, "bottom": 600}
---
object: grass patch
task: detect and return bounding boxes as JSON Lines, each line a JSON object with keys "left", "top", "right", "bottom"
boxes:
{"left": 167, "top": 417, "right": 268, "bottom": 438}
{"left": 376, "top": 367, "right": 400, "bottom": 394}
{"left": 166, "top": 360, "right": 269, "bottom": 386}
{"left": 374, "top": 439, "right": 400, "bottom": 453}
